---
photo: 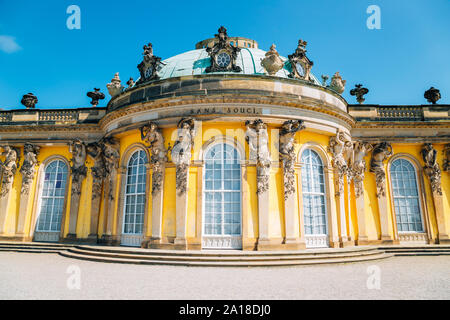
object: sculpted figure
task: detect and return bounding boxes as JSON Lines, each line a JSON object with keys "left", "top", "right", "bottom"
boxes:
{"left": 141, "top": 122, "right": 167, "bottom": 194}
{"left": 443, "top": 144, "right": 450, "bottom": 172}
{"left": 86, "top": 142, "right": 106, "bottom": 199}
{"left": 280, "top": 120, "right": 305, "bottom": 199}
{"left": 0, "top": 146, "right": 19, "bottom": 197}
{"left": 20, "top": 143, "right": 40, "bottom": 195}
{"left": 69, "top": 140, "right": 88, "bottom": 195}
{"left": 369, "top": 142, "right": 393, "bottom": 197}
{"left": 328, "top": 129, "right": 351, "bottom": 195}
{"left": 172, "top": 118, "right": 196, "bottom": 195}
{"left": 245, "top": 119, "right": 271, "bottom": 194}
{"left": 350, "top": 141, "right": 373, "bottom": 198}
{"left": 102, "top": 137, "right": 120, "bottom": 177}
{"left": 421, "top": 143, "right": 442, "bottom": 195}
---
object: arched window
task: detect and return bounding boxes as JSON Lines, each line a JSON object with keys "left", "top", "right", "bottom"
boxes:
{"left": 301, "top": 149, "right": 328, "bottom": 247}
{"left": 203, "top": 143, "right": 242, "bottom": 249}
{"left": 390, "top": 159, "right": 423, "bottom": 232}
{"left": 121, "top": 150, "right": 148, "bottom": 246}
{"left": 35, "top": 159, "right": 68, "bottom": 242}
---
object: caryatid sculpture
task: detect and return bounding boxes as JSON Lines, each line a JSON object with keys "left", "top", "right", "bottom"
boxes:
{"left": 100, "top": 137, "right": 120, "bottom": 200}
{"left": 141, "top": 122, "right": 167, "bottom": 194}
{"left": 328, "top": 129, "right": 352, "bottom": 195}
{"left": 69, "top": 139, "right": 88, "bottom": 195}
{"left": 369, "top": 142, "right": 393, "bottom": 197}
{"left": 20, "top": 143, "right": 40, "bottom": 195}
{"left": 0, "top": 146, "right": 20, "bottom": 197}
{"left": 421, "top": 143, "right": 442, "bottom": 195}
{"left": 172, "top": 118, "right": 196, "bottom": 196}
{"left": 86, "top": 142, "right": 106, "bottom": 199}
{"left": 279, "top": 119, "right": 305, "bottom": 199}
{"left": 245, "top": 119, "right": 271, "bottom": 194}
{"left": 444, "top": 144, "right": 450, "bottom": 172}
{"left": 350, "top": 141, "right": 373, "bottom": 198}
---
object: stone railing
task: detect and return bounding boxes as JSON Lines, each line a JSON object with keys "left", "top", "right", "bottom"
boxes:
{"left": 0, "top": 108, "right": 106, "bottom": 125}
{"left": 348, "top": 104, "right": 449, "bottom": 122}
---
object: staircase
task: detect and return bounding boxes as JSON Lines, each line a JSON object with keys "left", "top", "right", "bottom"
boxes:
{"left": 2, "top": 241, "right": 449, "bottom": 266}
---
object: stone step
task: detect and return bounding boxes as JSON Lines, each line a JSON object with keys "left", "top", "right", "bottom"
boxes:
{"left": 0, "top": 248, "right": 63, "bottom": 254}
{"left": 74, "top": 245, "right": 380, "bottom": 257}
{"left": 387, "top": 252, "right": 450, "bottom": 256}
{"left": 67, "top": 247, "right": 384, "bottom": 263}
{"left": 58, "top": 250, "right": 393, "bottom": 267}
{"left": 0, "top": 245, "right": 71, "bottom": 251}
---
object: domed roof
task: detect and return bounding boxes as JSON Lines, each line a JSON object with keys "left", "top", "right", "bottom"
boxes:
{"left": 153, "top": 48, "right": 322, "bottom": 85}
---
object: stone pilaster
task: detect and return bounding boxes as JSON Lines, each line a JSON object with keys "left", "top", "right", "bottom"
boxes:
{"left": 282, "top": 163, "right": 303, "bottom": 249}
{"left": 149, "top": 163, "right": 165, "bottom": 245}
{"left": 174, "top": 163, "right": 189, "bottom": 249}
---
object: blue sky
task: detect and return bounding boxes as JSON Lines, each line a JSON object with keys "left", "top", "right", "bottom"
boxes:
{"left": 0, "top": 0, "right": 449, "bottom": 109}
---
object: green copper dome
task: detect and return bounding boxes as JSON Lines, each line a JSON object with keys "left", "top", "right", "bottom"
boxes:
{"left": 154, "top": 48, "right": 321, "bottom": 85}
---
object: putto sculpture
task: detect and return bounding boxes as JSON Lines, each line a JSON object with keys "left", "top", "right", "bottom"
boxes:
{"left": 369, "top": 142, "right": 393, "bottom": 197}
{"left": 288, "top": 39, "right": 314, "bottom": 81}
{"left": 69, "top": 139, "right": 88, "bottom": 196}
{"left": 87, "top": 88, "right": 105, "bottom": 107}
{"left": 261, "top": 44, "right": 284, "bottom": 76}
{"left": 21, "top": 93, "right": 38, "bottom": 109}
{"left": 421, "top": 143, "right": 442, "bottom": 195}
{"left": 328, "top": 72, "right": 346, "bottom": 94}
{"left": 172, "top": 118, "right": 196, "bottom": 196}
{"left": 350, "top": 84, "right": 369, "bottom": 104}
{"left": 424, "top": 87, "right": 441, "bottom": 104}
{"left": 126, "top": 77, "right": 135, "bottom": 89}
{"left": 279, "top": 119, "right": 305, "bottom": 199}
{"left": 245, "top": 119, "right": 271, "bottom": 194}
{"left": 141, "top": 122, "right": 167, "bottom": 194}
{"left": 137, "top": 42, "right": 162, "bottom": 84}
{"left": 0, "top": 146, "right": 20, "bottom": 197}
{"left": 20, "top": 143, "right": 40, "bottom": 195}
{"left": 205, "top": 26, "right": 241, "bottom": 73}
{"left": 106, "top": 72, "right": 124, "bottom": 97}
{"left": 328, "top": 129, "right": 352, "bottom": 195}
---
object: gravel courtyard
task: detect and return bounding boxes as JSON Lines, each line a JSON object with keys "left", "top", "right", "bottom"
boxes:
{"left": 0, "top": 252, "right": 449, "bottom": 300}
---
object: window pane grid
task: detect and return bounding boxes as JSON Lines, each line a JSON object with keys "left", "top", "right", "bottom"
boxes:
{"left": 390, "top": 159, "right": 423, "bottom": 232}
{"left": 36, "top": 160, "right": 68, "bottom": 232}
{"left": 204, "top": 144, "right": 241, "bottom": 236}
{"left": 301, "top": 149, "right": 327, "bottom": 235}
{"left": 123, "top": 150, "right": 148, "bottom": 235}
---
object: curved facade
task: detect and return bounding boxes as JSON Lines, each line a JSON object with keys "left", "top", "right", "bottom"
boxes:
{"left": 0, "top": 27, "right": 449, "bottom": 250}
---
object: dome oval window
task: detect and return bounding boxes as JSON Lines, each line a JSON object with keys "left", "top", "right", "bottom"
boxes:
{"left": 216, "top": 52, "right": 231, "bottom": 68}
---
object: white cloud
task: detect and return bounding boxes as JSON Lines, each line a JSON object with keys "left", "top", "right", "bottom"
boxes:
{"left": 0, "top": 35, "right": 21, "bottom": 53}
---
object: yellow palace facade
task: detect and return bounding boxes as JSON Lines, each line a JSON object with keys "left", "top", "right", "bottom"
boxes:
{"left": 0, "top": 27, "right": 449, "bottom": 251}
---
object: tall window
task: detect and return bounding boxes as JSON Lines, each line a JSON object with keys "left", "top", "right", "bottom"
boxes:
{"left": 203, "top": 143, "right": 241, "bottom": 248}
{"left": 123, "top": 150, "right": 148, "bottom": 235}
{"left": 301, "top": 149, "right": 327, "bottom": 237}
{"left": 390, "top": 159, "right": 423, "bottom": 232}
{"left": 36, "top": 160, "right": 68, "bottom": 232}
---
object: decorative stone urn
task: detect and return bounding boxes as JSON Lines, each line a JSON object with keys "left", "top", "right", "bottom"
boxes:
{"left": 261, "top": 44, "right": 284, "bottom": 75}
{"left": 328, "top": 72, "right": 346, "bottom": 94}
{"left": 21, "top": 93, "right": 38, "bottom": 109}
{"left": 106, "top": 72, "right": 124, "bottom": 97}
{"left": 424, "top": 87, "right": 441, "bottom": 104}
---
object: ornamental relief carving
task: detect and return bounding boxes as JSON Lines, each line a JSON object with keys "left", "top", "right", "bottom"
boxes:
{"left": 172, "top": 118, "right": 196, "bottom": 196}
{"left": 0, "top": 145, "right": 20, "bottom": 197}
{"left": 141, "top": 122, "right": 167, "bottom": 195}
{"left": 245, "top": 119, "right": 271, "bottom": 194}
{"left": 205, "top": 26, "right": 241, "bottom": 73}
{"left": 279, "top": 119, "right": 305, "bottom": 200}
{"left": 137, "top": 42, "right": 162, "bottom": 84}
{"left": 421, "top": 143, "right": 442, "bottom": 195}
{"left": 328, "top": 129, "right": 352, "bottom": 196}
{"left": 69, "top": 139, "right": 88, "bottom": 196}
{"left": 20, "top": 143, "right": 40, "bottom": 195}
{"left": 369, "top": 142, "right": 393, "bottom": 198}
